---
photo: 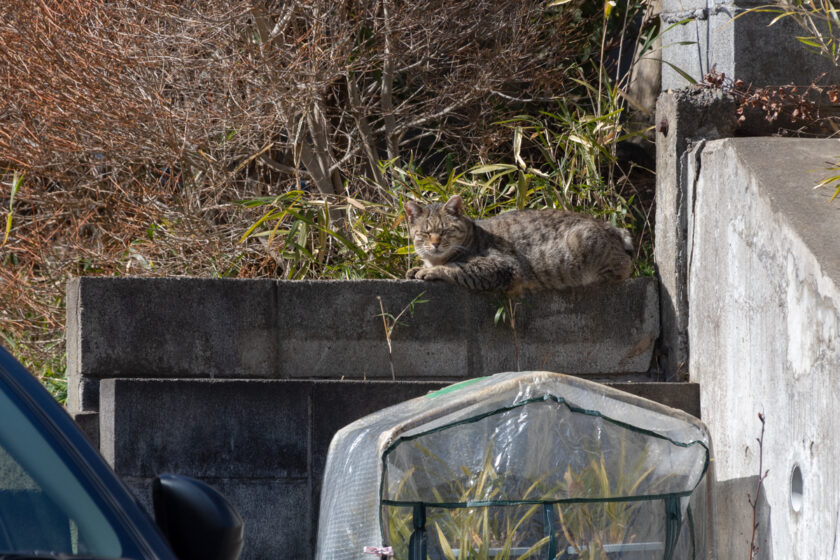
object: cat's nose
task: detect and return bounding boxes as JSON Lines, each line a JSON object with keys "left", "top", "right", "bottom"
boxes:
{"left": 429, "top": 234, "right": 441, "bottom": 248}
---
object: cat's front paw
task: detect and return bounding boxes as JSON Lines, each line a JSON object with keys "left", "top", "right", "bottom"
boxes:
{"left": 414, "top": 266, "right": 449, "bottom": 282}
{"left": 406, "top": 266, "right": 423, "bottom": 279}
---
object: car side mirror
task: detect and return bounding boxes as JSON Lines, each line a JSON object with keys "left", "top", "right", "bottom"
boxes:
{"left": 153, "top": 474, "right": 244, "bottom": 560}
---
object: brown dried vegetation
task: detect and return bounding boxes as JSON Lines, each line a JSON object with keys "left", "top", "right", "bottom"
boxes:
{"left": 703, "top": 68, "right": 840, "bottom": 134}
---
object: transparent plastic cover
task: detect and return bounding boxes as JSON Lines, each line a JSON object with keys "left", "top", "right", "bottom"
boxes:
{"left": 316, "top": 371, "right": 710, "bottom": 560}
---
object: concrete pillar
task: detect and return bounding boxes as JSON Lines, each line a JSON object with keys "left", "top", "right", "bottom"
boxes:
{"left": 654, "top": 88, "right": 736, "bottom": 379}
{"left": 660, "top": 0, "right": 838, "bottom": 90}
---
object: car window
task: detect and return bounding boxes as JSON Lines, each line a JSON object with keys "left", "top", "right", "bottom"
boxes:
{"left": 0, "top": 382, "right": 123, "bottom": 557}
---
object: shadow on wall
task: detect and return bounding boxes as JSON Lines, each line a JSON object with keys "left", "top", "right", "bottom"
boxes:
{"left": 712, "top": 475, "right": 773, "bottom": 560}
{"left": 653, "top": 279, "right": 691, "bottom": 383}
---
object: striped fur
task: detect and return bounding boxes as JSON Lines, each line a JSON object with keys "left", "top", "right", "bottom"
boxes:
{"left": 404, "top": 195, "right": 632, "bottom": 294}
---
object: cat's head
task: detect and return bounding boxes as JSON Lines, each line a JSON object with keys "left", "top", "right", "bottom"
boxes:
{"left": 404, "top": 195, "right": 472, "bottom": 265}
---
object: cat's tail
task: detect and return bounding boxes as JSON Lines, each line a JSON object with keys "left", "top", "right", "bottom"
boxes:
{"left": 610, "top": 225, "right": 634, "bottom": 254}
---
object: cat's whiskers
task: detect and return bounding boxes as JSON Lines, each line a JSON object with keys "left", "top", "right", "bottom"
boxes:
{"left": 417, "top": 243, "right": 460, "bottom": 265}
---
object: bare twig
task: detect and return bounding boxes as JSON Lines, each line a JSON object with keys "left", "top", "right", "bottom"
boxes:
{"left": 508, "top": 298, "right": 521, "bottom": 372}
{"left": 748, "top": 412, "right": 769, "bottom": 560}
{"left": 381, "top": 0, "right": 399, "bottom": 161}
{"left": 376, "top": 292, "right": 427, "bottom": 381}
{"left": 346, "top": 74, "right": 388, "bottom": 190}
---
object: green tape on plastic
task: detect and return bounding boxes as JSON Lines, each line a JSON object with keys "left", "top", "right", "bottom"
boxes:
{"left": 425, "top": 376, "right": 487, "bottom": 398}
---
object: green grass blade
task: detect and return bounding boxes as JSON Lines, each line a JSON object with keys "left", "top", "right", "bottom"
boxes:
{"left": 470, "top": 164, "right": 517, "bottom": 174}
{"left": 434, "top": 523, "right": 457, "bottom": 560}
{"left": 660, "top": 59, "right": 698, "bottom": 84}
{"left": 2, "top": 172, "right": 23, "bottom": 248}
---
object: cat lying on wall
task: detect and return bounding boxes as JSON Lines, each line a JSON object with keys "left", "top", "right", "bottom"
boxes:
{"left": 404, "top": 195, "right": 632, "bottom": 294}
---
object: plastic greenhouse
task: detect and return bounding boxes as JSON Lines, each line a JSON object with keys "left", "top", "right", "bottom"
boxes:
{"left": 316, "top": 371, "right": 710, "bottom": 560}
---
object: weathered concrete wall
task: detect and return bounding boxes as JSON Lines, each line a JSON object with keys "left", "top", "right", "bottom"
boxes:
{"left": 66, "top": 277, "right": 660, "bottom": 413}
{"left": 100, "top": 378, "right": 446, "bottom": 559}
{"left": 686, "top": 137, "right": 840, "bottom": 558}
{"left": 63, "top": 276, "right": 705, "bottom": 558}
{"left": 655, "top": 88, "right": 737, "bottom": 378}
{"left": 660, "top": 0, "right": 838, "bottom": 90}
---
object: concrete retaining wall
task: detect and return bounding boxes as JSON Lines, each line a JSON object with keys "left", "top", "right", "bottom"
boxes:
{"left": 66, "top": 277, "right": 660, "bottom": 412}
{"left": 685, "top": 137, "right": 840, "bottom": 559}
{"left": 654, "top": 88, "right": 737, "bottom": 378}
{"left": 102, "top": 378, "right": 446, "bottom": 559}
{"left": 64, "top": 276, "right": 705, "bottom": 558}
{"left": 657, "top": 87, "right": 840, "bottom": 556}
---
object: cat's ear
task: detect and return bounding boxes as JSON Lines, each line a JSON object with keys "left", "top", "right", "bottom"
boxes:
{"left": 404, "top": 200, "right": 422, "bottom": 222}
{"left": 443, "top": 195, "right": 463, "bottom": 216}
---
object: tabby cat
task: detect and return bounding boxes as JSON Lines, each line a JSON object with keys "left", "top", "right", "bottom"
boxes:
{"left": 404, "top": 195, "right": 633, "bottom": 294}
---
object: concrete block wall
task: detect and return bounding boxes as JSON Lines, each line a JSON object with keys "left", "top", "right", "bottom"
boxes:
{"left": 660, "top": 0, "right": 838, "bottom": 90}
{"left": 66, "top": 277, "right": 660, "bottom": 412}
{"left": 64, "top": 276, "right": 704, "bottom": 558}
{"left": 100, "top": 378, "right": 447, "bottom": 559}
{"left": 684, "top": 137, "right": 840, "bottom": 559}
